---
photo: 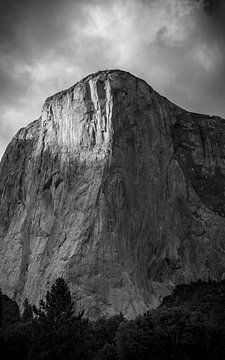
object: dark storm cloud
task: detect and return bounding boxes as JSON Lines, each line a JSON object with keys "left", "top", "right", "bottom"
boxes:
{"left": 0, "top": 0, "right": 225, "bottom": 158}
{"left": 202, "top": 0, "right": 225, "bottom": 20}
{"left": 183, "top": 0, "right": 225, "bottom": 113}
{"left": 192, "top": 0, "right": 225, "bottom": 41}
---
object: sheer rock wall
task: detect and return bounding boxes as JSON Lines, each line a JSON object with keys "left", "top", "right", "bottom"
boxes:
{"left": 1, "top": 70, "right": 225, "bottom": 318}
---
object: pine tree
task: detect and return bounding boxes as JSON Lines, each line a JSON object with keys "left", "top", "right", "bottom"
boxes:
{"left": 0, "top": 288, "right": 2, "bottom": 328}
{"left": 29, "top": 278, "right": 85, "bottom": 360}
{"left": 33, "top": 278, "right": 75, "bottom": 326}
{"left": 22, "top": 298, "right": 33, "bottom": 322}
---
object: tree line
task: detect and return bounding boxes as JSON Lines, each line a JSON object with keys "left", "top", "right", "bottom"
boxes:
{"left": 1, "top": 278, "right": 225, "bottom": 360}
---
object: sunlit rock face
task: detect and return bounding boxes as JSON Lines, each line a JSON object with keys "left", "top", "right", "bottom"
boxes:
{"left": 1, "top": 70, "right": 225, "bottom": 318}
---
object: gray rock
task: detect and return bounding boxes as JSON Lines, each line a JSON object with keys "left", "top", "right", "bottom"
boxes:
{"left": 1, "top": 69, "right": 225, "bottom": 318}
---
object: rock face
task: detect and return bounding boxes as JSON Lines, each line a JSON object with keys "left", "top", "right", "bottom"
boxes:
{"left": 1, "top": 70, "right": 225, "bottom": 318}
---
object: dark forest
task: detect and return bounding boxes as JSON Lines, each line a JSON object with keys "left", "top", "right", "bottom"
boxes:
{"left": 1, "top": 278, "right": 225, "bottom": 360}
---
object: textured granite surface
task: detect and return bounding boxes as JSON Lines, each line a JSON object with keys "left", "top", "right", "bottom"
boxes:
{"left": 1, "top": 70, "right": 225, "bottom": 318}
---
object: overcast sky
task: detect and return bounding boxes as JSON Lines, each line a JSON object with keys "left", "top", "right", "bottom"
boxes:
{"left": 0, "top": 0, "right": 225, "bottom": 158}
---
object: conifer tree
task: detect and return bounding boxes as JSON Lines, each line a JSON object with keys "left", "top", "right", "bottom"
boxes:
{"left": 33, "top": 277, "right": 75, "bottom": 326}
{"left": 29, "top": 278, "right": 77, "bottom": 360}
{"left": 22, "top": 298, "right": 33, "bottom": 322}
{"left": 0, "top": 288, "right": 2, "bottom": 328}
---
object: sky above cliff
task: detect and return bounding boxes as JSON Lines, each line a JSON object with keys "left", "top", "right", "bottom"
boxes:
{"left": 0, "top": 0, "right": 225, "bottom": 158}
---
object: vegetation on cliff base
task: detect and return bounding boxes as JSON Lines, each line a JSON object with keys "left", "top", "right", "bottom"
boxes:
{"left": 1, "top": 279, "right": 225, "bottom": 360}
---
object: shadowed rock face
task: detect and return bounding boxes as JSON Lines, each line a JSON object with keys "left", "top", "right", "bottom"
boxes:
{"left": 1, "top": 69, "right": 225, "bottom": 318}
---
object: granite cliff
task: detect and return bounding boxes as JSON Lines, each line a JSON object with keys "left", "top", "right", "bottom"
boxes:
{"left": 1, "top": 70, "right": 225, "bottom": 318}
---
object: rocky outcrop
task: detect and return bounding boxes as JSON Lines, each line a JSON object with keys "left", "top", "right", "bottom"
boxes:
{"left": 1, "top": 70, "right": 225, "bottom": 318}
